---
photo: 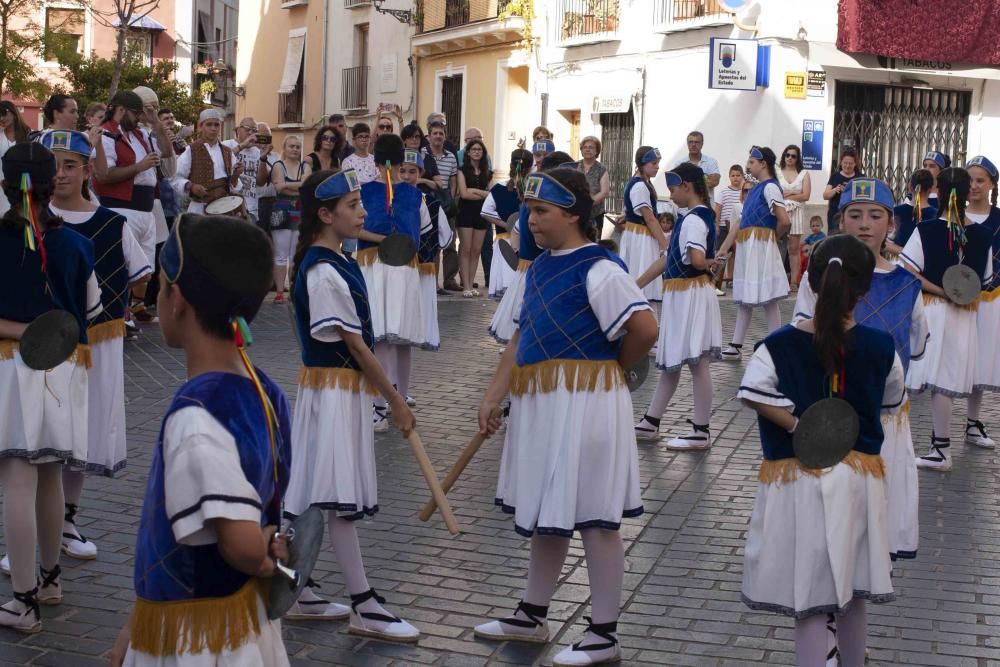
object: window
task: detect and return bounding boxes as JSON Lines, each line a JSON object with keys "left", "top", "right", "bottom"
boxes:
{"left": 125, "top": 32, "right": 153, "bottom": 67}
{"left": 45, "top": 8, "right": 85, "bottom": 61}
{"left": 278, "top": 28, "right": 307, "bottom": 125}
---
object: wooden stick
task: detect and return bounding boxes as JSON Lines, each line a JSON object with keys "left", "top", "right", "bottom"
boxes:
{"left": 406, "top": 430, "right": 461, "bottom": 535}
{"left": 418, "top": 431, "right": 489, "bottom": 522}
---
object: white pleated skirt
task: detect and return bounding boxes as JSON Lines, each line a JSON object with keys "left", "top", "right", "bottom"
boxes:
{"left": 733, "top": 229, "right": 789, "bottom": 306}
{"left": 358, "top": 252, "right": 425, "bottom": 347}
{"left": 0, "top": 349, "right": 88, "bottom": 465}
{"left": 489, "top": 263, "right": 528, "bottom": 344}
{"left": 742, "top": 460, "right": 894, "bottom": 618}
{"left": 620, "top": 225, "right": 663, "bottom": 303}
{"left": 75, "top": 331, "right": 127, "bottom": 476}
{"left": 488, "top": 236, "right": 517, "bottom": 300}
{"left": 496, "top": 379, "right": 643, "bottom": 537}
{"left": 975, "top": 291, "right": 1000, "bottom": 392}
{"left": 656, "top": 277, "right": 723, "bottom": 372}
{"left": 907, "top": 297, "right": 977, "bottom": 397}
{"left": 419, "top": 265, "right": 440, "bottom": 351}
{"left": 284, "top": 373, "right": 378, "bottom": 520}
{"left": 881, "top": 405, "right": 919, "bottom": 560}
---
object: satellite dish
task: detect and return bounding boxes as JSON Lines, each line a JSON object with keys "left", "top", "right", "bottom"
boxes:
{"left": 718, "top": 0, "right": 751, "bottom": 11}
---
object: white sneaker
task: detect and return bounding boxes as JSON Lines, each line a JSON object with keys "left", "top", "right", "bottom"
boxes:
{"left": 715, "top": 288, "right": 725, "bottom": 296}
{"left": 916, "top": 437, "right": 952, "bottom": 471}
{"left": 347, "top": 589, "right": 419, "bottom": 643}
{"left": 720, "top": 345, "right": 742, "bottom": 361}
{"left": 665, "top": 421, "right": 711, "bottom": 451}
{"left": 966, "top": 420, "right": 995, "bottom": 448}
{"left": 62, "top": 505, "right": 98, "bottom": 560}
{"left": 0, "top": 591, "right": 41, "bottom": 634}
{"left": 405, "top": 394, "right": 417, "bottom": 407}
{"left": 634, "top": 418, "right": 660, "bottom": 443}
{"left": 37, "top": 565, "right": 62, "bottom": 606}
{"left": 552, "top": 620, "right": 622, "bottom": 666}
{"left": 373, "top": 406, "right": 389, "bottom": 433}
{"left": 474, "top": 601, "right": 550, "bottom": 644}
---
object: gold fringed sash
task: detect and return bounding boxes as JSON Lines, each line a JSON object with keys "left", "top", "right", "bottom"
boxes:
{"left": 355, "top": 245, "right": 418, "bottom": 269}
{"left": 758, "top": 451, "right": 885, "bottom": 485}
{"left": 298, "top": 366, "right": 377, "bottom": 395}
{"left": 981, "top": 286, "right": 1000, "bottom": 303}
{"left": 0, "top": 340, "right": 90, "bottom": 368}
{"left": 496, "top": 232, "right": 511, "bottom": 242}
{"left": 87, "top": 319, "right": 126, "bottom": 344}
{"left": 418, "top": 262, "right": 437, "bottom": 276}
{"left": 735, "top": 226, "right": 776, "bottom": 244}
{"left": 510, "top": 358, "right": 624, "bottom": 397}
{"left": 663, "top": 274, "right": 712, "bottom": 293}
{"left": 130, "top": 579, "right": 263, "bottom": 657}
{"left": 623, "top": 222, "right": 652, "bottom": 237}
{"left": 517, "top": 258, "right": 532, "bottom": 272}
{"left": 0, "top": 340, "right": 15, "bottom": 361}
{"left": 881, "top": 399, "right": 910, "bottom": 427}
{"left": 922, "top": 292, "right": 979, "bottom": 311}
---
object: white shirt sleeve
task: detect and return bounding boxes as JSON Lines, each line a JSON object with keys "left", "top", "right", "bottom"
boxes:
{"left": 437, "top": 207, "right": 453, "bottom": 248}
{"left": 419, "top": 198, "right": 432, "bottom": 234}
{"left": 628, "top": 181, "right": 652, "bottom": 213}
{"left": 900, "top": 228, "right": 924, "bottom": 273}
{"left": 763, "top": 182, "right": 786, "bottom": 212}
{"left": 121, "top": 222, "right": 153, "bottom": 282}
{"left": 481, "top": 193, "right": 499, "bottom": 221}
{"left": 163, "top": 406, "right": 263, "bottom": 546}
{"left": 100, "top": 134, "right": 118, "bottom": 169}
{"left": 307, "top": 262, "right": 362, "bottom": 342}
{"left": 678, "top": 213, "right": 710, "bottom": 265}
{"left": 791, "top": 270, "right": 817, "bottom": 324}
{"left": 737, "top": 344, "right": 795, "bottom": 410}
{"left": 228, "top": 149, "right": 242, "bottom": 194}
{"left": 172, "top": 147, "right": 193, "bottom": 197}
{"left": 586, "top": 259, "right": 652, "bottom": 341}
{"left": 881, "top": 353, "right": 907, "bottom": 414}
{"left": 86, "top": 272, "right": 102, "bottom": 319}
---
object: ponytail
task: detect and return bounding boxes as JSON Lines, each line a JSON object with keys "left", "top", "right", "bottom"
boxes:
{"left": 690, "top": 175, "right": 710, "bottom": 206}
{"left": 289, "top": 168, "right": 342, "bottom": 295}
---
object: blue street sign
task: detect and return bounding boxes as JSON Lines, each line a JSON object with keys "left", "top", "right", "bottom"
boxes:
{"left": 802, "top": 119, "right": 824, "bottom": 171}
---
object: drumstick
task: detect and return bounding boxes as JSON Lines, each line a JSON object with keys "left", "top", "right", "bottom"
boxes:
{"left": 406, "top": 430, "right": 461, "bottom": 535}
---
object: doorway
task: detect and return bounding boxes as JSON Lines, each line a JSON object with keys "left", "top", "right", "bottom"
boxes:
{"left": 600, "top": 106, "right": 636, "bottom": 217}
{"left": 441, "top": 75, "right": 464, "bottom": 147}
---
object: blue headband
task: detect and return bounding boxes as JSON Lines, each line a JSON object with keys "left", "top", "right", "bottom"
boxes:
{"left": 532, "top": 140, "right": 554, "bottom": 154}
{"left": 524, "top": 173, "right": 576, "bottom": 208}
{"left": 315, "top": 169, "right": 361, "bottom": 201}
{"left": 749, "top": 147, "right": 764, "bottom": 160}
{"left": 967, "top": 155, "right": 998, "bottom": 181}
{"left": 40, "top": 130, "right": 92, "bottom": 158}
{"left": 665, "top": 172, "right": 682, "bottom": 188}
{"left": 403, "top": 149, "right": 424, "bottom": 170}
{"left": 641, "top": 148, "right": 661, "bottom": 165}
{"left": 923, "top": 151, "right": 946, "bottom": 169}
{"left": 162, "top": 218, "right": 184, "bottom": 284}
{"left": 838, "top": 178, "right": 895, "bottom": 212}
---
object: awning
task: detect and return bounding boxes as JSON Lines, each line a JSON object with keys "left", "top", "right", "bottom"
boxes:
{"left": 279, "top": 29, "right": 307, "bottom": 95}
{"left": 810, "top": 42, "right": 1000, "bottom": 82}
{"left": 113, "top": 14, "right": 166, "bottom": 30}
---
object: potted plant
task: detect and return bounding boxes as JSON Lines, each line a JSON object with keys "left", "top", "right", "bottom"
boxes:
{"left": 589, "top": 0, "right": 618, "bottom": 32}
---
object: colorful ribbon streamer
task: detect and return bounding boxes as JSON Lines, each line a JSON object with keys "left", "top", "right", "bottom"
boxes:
{"left": 231, "top": 317, "right": 279, "bottom": 487}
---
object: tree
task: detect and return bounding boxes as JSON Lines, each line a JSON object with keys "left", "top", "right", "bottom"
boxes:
{"left": 0, "top": 0, "right": 73, "bottom": 99}
{"left": 90, "top": 0, "right": 160, "bottom": 98}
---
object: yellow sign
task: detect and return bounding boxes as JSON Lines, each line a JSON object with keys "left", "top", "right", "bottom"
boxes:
{"left": 785, "top": 71, "right": 807, "bottom": 99}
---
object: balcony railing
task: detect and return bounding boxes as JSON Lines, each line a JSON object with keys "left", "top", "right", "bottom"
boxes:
{"left": 654, "top": 0, "right": 730, "bottom": 29}
{"left": 279, "top": 90, "right": 303, "bottom": 125}
{"left": 445, "top": 0, "right": 469, "bottom": 27}
{"left": 342, "top": 66, "right": 369, "bottom": 111}
{"left": 344, "top": 0, "right": 370, "bottom": 7}
{"left": 558, "top": 0, "right": 620, "bottom": 42}
{"left": 418, "top": 0, "right": 513, "bottom": 33}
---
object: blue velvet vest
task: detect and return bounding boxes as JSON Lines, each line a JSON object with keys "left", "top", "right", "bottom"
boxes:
{"left": 0, "top": 225, "right": 94, "bottom": 344}
{"left": 358, "top": 181, "right": 422, "bottom": 252}
{"left": 756, "top": 325, "right": 896, "bottom": 461}
{"left": 517, "top": 202, "right": 543, "bottom": 263}
{"left": 57, "top": 206, "right": 133, "bottom": 322}
{"left": 418, "top": 190, "right": 442, "bottom": 264}
{"left": 516, "top": 245, "right": 629, "bottom": 366}
{"left": 134, "top": 370, "right": 292, "bottom": 602}
{"left": 892, "top": 203, "right": 937, "bottom": 249}
{"left": 854, "top": 267, "right": 922, "bottom": 372}
{"left": 739, "top": 178, "right": 780, "bottom": 231}
{"left": 488, "top": 184, "right": 522, "bottom": 235}
{"left": 911, "top": 218, "right": 991, "bottom": 288}
{"left": 623, "top": 176, "right": 656, "bottom": 224}
{"left": 293, "top": 246, "right": 374, "bottom": 369}
{"left": 976, "top": 207, "right": 1000, "bottom": 291}
{"left": 663, "top": 206, "right": 717, "bottom": 280}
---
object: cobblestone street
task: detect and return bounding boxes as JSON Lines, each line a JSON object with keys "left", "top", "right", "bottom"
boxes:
{"left": 2, "top": 294, "right": 999, "bottom": 666}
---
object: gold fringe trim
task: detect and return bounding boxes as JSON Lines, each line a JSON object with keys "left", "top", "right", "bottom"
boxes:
{"left": 496, "top": 232, "right": 511, "bottom": 242}
{"left": 87, "top": 319, "right": 125, "bottom": 344}
{"left": 662, "top": 274, "right": 712, "bottom": 292}
{"left": 881, "top": 399, "right": 910, "bottom": 427}
{"left": 0, "top": 340, "right": 15, "bottom": 361}
{"left": 981, "top": 286, "right": 1000, "bottom": 303}
{"left": 736, "top": 226, "right": 776, "bottom": 243}
{"left": 509, "top": 358, "right": 624, "bottom": 397}
{"left": 418, "top": 262, "right": 436, "bottom": 276}
{"left": 758, "top": 451, "right": 885, "bottom": 485}
{"left": 623, "top": 222, "right": 652, "bottom": 237}
{"left": 0, "top": 340, "right": 90, "bottom": 367}
{"left": 298, "top": 366, "right": 377, "bottom": 396}
{"left": 355, "top": 245, "right": 418, "bottom": 268}
{"left": 517, "top": 258, "right": 532, "bottom": 272}
{"left": 130, "top": 579, "right": 263, "bottom": 657}
{"left": 922, "top": 292, "right": 979, "bottom": 311}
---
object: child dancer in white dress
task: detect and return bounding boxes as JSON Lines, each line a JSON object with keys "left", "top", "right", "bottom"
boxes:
{"left": 634, "top": 163, "right": 722, "bottom": 449}
{"left": 793, "top": 178, "right": 927, "bottom": 562}
{"left": 283, "top": 168, "right": 419, "bottom": 641}
{"left": 962, "top": 155, "right": 1000, "bottom": 448}
{"left": 740, "top": 234, "right": 903, "bottom": 667}
{"left": 482, "top": 149, "right": 532, "bottom": 300}
{"left": 901, "top": 167, "right": 993, "bottom": 471}
{"left": 619, "top": 147, "right": 667, "bottom": 304}
{"left": 475, "top": 169, "right": 658, "bottom": 666}
{"left": 718, "top": 147, "right": 791, "bottom": 360}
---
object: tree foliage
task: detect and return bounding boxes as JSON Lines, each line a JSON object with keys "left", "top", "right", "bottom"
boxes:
{"left": 0, "top": 0, "right": 54, "bottom": 99}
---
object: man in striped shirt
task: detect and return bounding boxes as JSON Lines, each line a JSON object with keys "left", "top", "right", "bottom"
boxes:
{"left": 422, "top": 121, "right": 461, "bottom": 291}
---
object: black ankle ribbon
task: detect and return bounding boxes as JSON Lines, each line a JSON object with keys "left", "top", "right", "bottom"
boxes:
{"left": 570, "top": 616, "right": 618, "bottom": 651}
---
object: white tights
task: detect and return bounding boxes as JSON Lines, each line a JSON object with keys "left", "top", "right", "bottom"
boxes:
{"left": 795, "top": 601, "right": 868, "bottom": 667}
{"left": 0, "top": 460, "right": 64, "bottom": 593}
{"left": 645, "top": 360, "right": 713, "bottom": 425}
{"left": 326, "top": 514, "right": 370, "bottom": 596}
{"left": 63, "top": 469, "right": 84, "bottom": 507}
{"left": 932, "top": 392, "right": 953, "bottom": 440}
{"left": 373, "top": 342, "right": 412, "bottom": 407}
{"left": 968, "top": 389, "right": 983, "bottom": 422}
{"left": 731, "top": 302, "right": 782, "bottom": 347}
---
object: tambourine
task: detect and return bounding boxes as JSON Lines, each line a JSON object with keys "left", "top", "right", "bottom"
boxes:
{"left": 624, "top": 356, "right": 650, "bottom": 393}
{"left": 268, "top": 506, "right": 325, "bottom": 620}
{"left": 792, "top": 398, "right": 860, "bottom": 469}
{"left": 378, "top": 233, "right": 418, "bottom": 266}
{"left": 941, "top": 264, "right": 981, "bottom": 306}
{"left": 711, "top": 255, "right": 730, "bottom": 280}
{"left": 19, "top": 310, "right": 80, "bottom": 371}
{"left": 505, "top": 211, "right": 520, "bottom": 232}
{"left": 205, "top": 195, "right": 248, "bottom": 221}
{"left": 498, "top": 238, "right": 519, "bottom": 271}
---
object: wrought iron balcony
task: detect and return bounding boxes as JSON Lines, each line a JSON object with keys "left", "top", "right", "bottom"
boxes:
{"left": 412, "top": 0, "right": 524, "bottom": 55}
{"left": 653, "top": 0, "right": 731, "bottom": 31}
{"left": 279, "top": 90, "right": 303, "bottom": 125}
{"left": 558, "top": 0, "right": 620, "bottom": 43}
{"left": 345, "top": 0, "right": 371, "bottom": 7}
{"left": 342, "top": 66, "right": 370, "bottom": 112}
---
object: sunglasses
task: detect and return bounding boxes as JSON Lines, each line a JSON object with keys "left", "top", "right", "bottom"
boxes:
{"left": 784, "top": 152, "right": 798, "bottom": 157}
{"left": 239, "top": 125, "right": 256, "bottom": 132}
{"left": 321, "top": 135, "right": 336, "bottom": 142}
{"left": 378, "top": 124, "right": 393, "bottom": 130}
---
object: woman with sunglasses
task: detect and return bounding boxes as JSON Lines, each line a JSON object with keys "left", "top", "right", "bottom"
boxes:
{"left": 374, "top": 116, "right": 395, "bottom": 137}
{"left": 306, "top": 125, "right": 345, "bottom": 174}
{"left": 778, "top": 144, "right": 811, "bottom": 289}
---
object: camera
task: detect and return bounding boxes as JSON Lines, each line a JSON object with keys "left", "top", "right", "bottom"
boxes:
{"left": 256, "top": 134, "right": 272, "bottom": 145}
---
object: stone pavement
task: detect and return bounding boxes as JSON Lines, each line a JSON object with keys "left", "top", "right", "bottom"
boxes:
{"left": 1, "top": 294, "right": 999, "bottom": 667}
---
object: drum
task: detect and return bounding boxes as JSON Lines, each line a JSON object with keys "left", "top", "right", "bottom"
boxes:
{"left": 205, "top": 195, "right": 249, "bottom": 221}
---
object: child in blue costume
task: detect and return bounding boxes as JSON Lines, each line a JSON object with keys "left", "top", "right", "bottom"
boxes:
{"left": 482, "top": 148, "right": 532, "bottom": 300}
{"left": 740, "top": 235, "right": 904, "bottom": 667}
{"left": 962, "top": 156, "right": 1000, "bottom": 449}
{"left": 921, "top": 149, "right": 949, "bottom": 210}
{"left": 902, "top": 167, "right": 993, "bottom": 471}
{"left": 281, "top": 169, "right": 420, "bottom": 640}
{"left": 794, "top": 179, "right": 927, "bottom": 562}
{"left": 634, "top": 163, "right": 723, "bottom": 450}
{"left": 357, "top": 134, "right": 432, "bottom": 428}
{"left": 0, "top": 143, "right": 101, "bottom": 633}
{"left": 887, "top": 168, "right": 937, "bottom": 256}
{"left": 111, "top": 215, "right": 292, "bottom": 665}
{"left": 619, "top": 146, "right": 667, "bottom": 303}
{"left": 717, "top": 146, "right": 792, "bottom": 360}
{"left": 475, "top": 169, "right": 658, "bottom": 666}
